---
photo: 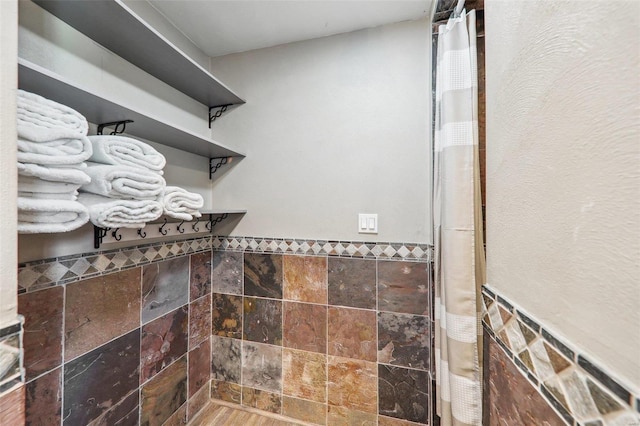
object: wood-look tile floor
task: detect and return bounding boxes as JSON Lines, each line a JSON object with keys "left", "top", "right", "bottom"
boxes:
{"left": 189, "top": 403, "right": 307, "bottom": 426}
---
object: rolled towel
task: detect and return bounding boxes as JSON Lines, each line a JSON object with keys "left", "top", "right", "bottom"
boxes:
{"left": 17, "top": 136, "right": 92, "bottom": 166}
{"left": 17, "top": 89, "right": 88, "bottom": 141}
{"left": 78, "top": 193, "right": 163, "bottom": 228}
{"left": 18, "top": 162, "right": 91, "bottom": 185}
{"left": 161, "top": 186, "right": 204, "bottom": 221}
{"left": 18, "top": 176, "right": 81, "bottom": 200}
{"left": 81, "top": 163, "right": 166, "bottom": 200}
{"left": 88, "top": 135, "right": 166, "bottom": 173}
{"left": 18, "top": 197, "right": 89, "bottom": 233}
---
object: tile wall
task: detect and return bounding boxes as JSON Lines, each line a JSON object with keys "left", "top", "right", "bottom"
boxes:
{"left": 19, "top": 244, "right": 213, "bottom": 425}
{"left": 482, "top": 286, "right": 640, "bottom": 426}
{"left": 210, "top": 241, "right": 433, "bottom": 426}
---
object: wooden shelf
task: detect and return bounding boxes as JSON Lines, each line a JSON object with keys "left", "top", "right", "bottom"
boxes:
{"left": 18, "top": 59, "right": 245, "bottom": 159}
{"left": 32, "top": 0, "right": 244, "bottom": 108}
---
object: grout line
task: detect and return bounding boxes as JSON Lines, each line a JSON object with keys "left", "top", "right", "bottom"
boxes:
{"left": 60, "top": 284, "right": 66, "bottom": 426}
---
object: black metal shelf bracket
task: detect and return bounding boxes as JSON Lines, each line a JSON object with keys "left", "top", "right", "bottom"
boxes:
{"left": 209, "top": 157, "right": 231, "bottom": 179}
{"left": 94, "top": 226, "right": 109, "bottom": 249}
{"left": 206, "top": 213, "right": 229, "bottom": 231}
{"left": 208, "top": 104, "right": 231, "bottom": 128}
{"left": 97, "top": 119, "right": 134, "bottom": 135}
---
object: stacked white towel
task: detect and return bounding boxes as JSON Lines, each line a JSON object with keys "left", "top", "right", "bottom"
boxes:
{"left": 17, "top": 90, "right": 92, "bottom": 233}
{"left": 161, "top": 186, "right": 204, "bottom": 221}
{"left": 80, "top": 135, "right": 167, "bottom": 227}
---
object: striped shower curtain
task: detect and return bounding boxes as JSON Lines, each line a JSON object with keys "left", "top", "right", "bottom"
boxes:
{"left": 433, "top": 9, "right": 485, "bottom": 426}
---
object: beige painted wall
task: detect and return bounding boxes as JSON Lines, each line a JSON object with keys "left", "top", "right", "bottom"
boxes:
{"left": 209, "top": 19, "right": 432, "bottom": 243}
{"left": 0, "top": 0, "right": 19, "bottom": 328}
{"left": 485, "top": 0, "right": 640, "bottom": 390}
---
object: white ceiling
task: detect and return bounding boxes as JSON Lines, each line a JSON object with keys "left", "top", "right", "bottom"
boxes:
{"left": 148, "top": 1, "right": 433, "bottom": 58}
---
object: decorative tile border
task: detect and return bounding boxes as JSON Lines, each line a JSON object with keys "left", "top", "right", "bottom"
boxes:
{"left": 0, "top": 320, "right": 23, "bottom": 395}
{"left": 18, "top": 236, "right": 432, "bottom": 294}
{"left": 482, "top": 285, "right": 640, "bottom": 425}
{"left": 212, "top": 236, "right": 433, "bottom": 262}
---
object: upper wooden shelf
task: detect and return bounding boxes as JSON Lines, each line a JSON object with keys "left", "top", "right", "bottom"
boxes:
{"left": 19, "top": 58, "right": 245, "bottom": 158}
{"left": 32, "top": 0, "right": 245, "bottom": 108}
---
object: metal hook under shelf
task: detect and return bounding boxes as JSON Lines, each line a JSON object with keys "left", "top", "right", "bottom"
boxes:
{"left": 97, "top": 119, "right": 134, "bottom": 135}
{"left": 208, "top": 104, "right": 231, "bottom": 128}
{"left": 137, "top": 228, "right": 146, "bottom": 238}
{"left": 192, "top": 216, "right": 200, "bottom": 232}
{"left": 111, "top": 228, "right": 122, "bottom": 241}
{"left": 176, "top": 220, "right": 185, "bottom": 234}
{"left": 159, "top": 217, "right": 169, "bottom": 236}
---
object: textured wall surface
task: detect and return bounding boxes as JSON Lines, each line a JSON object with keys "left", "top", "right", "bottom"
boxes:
{"left": 209, "top": 19, "right": 432, "bottom": 243}
{"left": 485, "top": 0, "right": 640, "bottom": 389}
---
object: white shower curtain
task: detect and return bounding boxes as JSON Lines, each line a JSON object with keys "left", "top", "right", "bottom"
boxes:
{"left": 433, "top": 9, "right": 485, "bottom": 426}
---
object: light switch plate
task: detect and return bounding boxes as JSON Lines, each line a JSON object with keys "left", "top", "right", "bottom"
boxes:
{"left": 358, "top": 213, "right": 378, "bottom": 234}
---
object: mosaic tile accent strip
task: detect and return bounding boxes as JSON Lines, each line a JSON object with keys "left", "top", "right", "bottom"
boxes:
{"left": 482, "top": 285, "right": 640, "bottom": 425}
{"left": 0, "top": 320, "right": 23, "bottom": 393}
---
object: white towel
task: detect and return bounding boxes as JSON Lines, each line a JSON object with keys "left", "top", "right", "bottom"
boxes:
{"left": 81, "top": 163, "right": 166, "bottom": 200}
{"left": 78, "top": 193, "right": 163, "bottom": 228}
{"left": 161, "top": 186, "right": 204, "bottom": 221}
{"left": 18, "top": 162, "right": 92, "bottom": 185}
{"left": 18, "top": 197, "right": 89, "bottom": 233}
{"left": 18, "top": 176, "right": 81, "bottom": 200}
{"left": 17, "top": 136, "right": 92, "bottom": 166}
{"left": 88, "top": 135, "right": 166, "bottom": 173}
{"left": 17, "top": 89, "right": 88, "bottom": 141}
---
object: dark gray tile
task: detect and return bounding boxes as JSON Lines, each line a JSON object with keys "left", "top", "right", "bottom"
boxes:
{"left": 212, "top": 293, "right": 243, "bottom": 339}
{"left": 63, "top": 329, "right": 140, "bottom": 425}
{"left": 328, "top": 258, "right": 376, "bottom": 309}
{"left": 212, "top": 251, "right": 243, "bottom": 295}
{"left": 140, "top": 306, "right": 188, "bottom": 383}
{"left": 578, "top": 355, "right": 631, "bottom": 407}
{"left": 190, "top": 251, "right": 211, "bottom": 301}
{"left": 88, "top": 390, "right": 138, "bottom": 426}
{"left": 243, "top": 297, "right": 282, "bottom": 346}
{"left": 378, "top": 364, "right": 429, "bottom": 424}
{"left": 142, "top": 257, "right": 189, "bottom": 324}
{"left": 244, "top": 253, "right": 283, "bottom": 299}
{"left": 25, "top": 367, "right": 61, "bottom": 426}
{"left": 211, "top": 336, "right": 241, "bottom": 384}
{"left": 378, "top": 261, "right": 429, "bottom": 315}
{"left": 378, "top": 312, "right": 430, "bottom": 370}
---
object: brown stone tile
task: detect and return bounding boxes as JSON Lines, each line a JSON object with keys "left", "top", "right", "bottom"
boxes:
{"left": 328, "top": 258, "right": 376, "bottom": 310}
{"left": 283, "top": 348, "right": 327, "bottom": 403}
{"left": 140, "top": 305, "right": 188, "bottom": 383}
{"left": 586, "top": 379, "right": 623, "bottom": 415}
{"left": 498, "top": 306, "right": 512, "bottom": 325}
{"left": 242, "top": 387, "right": 282, "bottom": 414}
{"left": 377, "top": 312, "right": 429, "bottom": 370}
{"left": 211, "top": 380, "right": 241, "bottom": 404}
{"left": 243, "top": 297, "right": 282, "bottom": 346}
{"left": 19, "top": 286, "right": 64, "bottom": 381}
{"left": 244, "top": 253, "right": 283, "bottom": 299}
{"left": 484, "top": 331, "right": 565, "bottom": 425}
{"left": 283, "top": 301, "right": 327, "bottom": 353}
{"left": 242, "top": 341, "right": 282, "bottom": 393}
{"left": 211, "top": 336, "right": 241, "bottom": 383}
{"left": 25, "top": 367, "right": 61, "bottom": 426}
{"left": 377, "top": 261, "right": 429, "bottom": 315}
{"left": 88, "top": 390, "right": 138, "bottom": 426}
{"left": 328, "top": 307, "right": 376, "bottom": 362}
{"left": 190, "top": 251, "right": 211, "bottom": 301}
{"left": 142, "top": 257, "right": 189, "bottom": 324}
{"left": 543, "top": 377, "right": 570, "bottom": 412}
{"left": 65, "top": 268, "right": 141, "bottom": 361}
{"left": 283, "top": 255, "right": 327, "bottom": 304}
{"left": 543, "top": 342, "right": 571, "bottom": 374}
{"left": 518, "top": 349, "right": 536, "bottom": 375}
{"left": 282, "top": 396, "right": 326, "bottom": 425}
{"left": 378, "top": 364, "right": 429, "bottom": 424}
{"left": 518, "top": 320, "right": 537, "bottom": 344}
{"left": 141, "top": 355, "right": 187, "bottom": 426}
{"left": 189, "top": 339, "right": 211, "bottom": 397}
{"left": 327, "top": 356, "right": 377, "bottom": 414}
{"left": 64, "top": 329, "right": 140, "bottom": 425}
{"left": 0, "top": 384, "right": 25, "bottom": 426}
{"left": 212, "top": 250, "right": 243, "bottom": 295}
{"left": 189, "top": 295, "right": 212, "bottom": 349}
{"left": 212, "top": 293, "right": 243, "bottom": 339}
{"left": 378, "top": 415, "right": 424, "bottom": 426}
{"left": 162, "top": 402, "right": 187, "bottom": 426}
{"left": 327, "top": 406, "right": 376, "bottom": 426}
{"left": 187, "top": 384, "right": 210, "bottom": 421}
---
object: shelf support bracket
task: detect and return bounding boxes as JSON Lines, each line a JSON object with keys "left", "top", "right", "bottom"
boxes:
{"left": 209, "top": 157, "right": 231, "bottom": 179}
{"left": 206, "top": 213, "right": 229, "bottom": 231}
{"left": 97, "top": 119, "right": 134, "bottom": 135}
{"left": 208, "top": 104, "right": 231, "bottom": 128}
